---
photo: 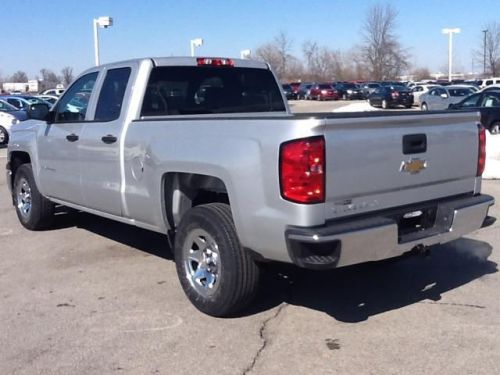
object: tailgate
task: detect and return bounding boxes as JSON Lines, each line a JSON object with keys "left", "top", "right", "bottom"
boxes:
{"left": 323, "top": 112, "right": 480, "bottom": 220}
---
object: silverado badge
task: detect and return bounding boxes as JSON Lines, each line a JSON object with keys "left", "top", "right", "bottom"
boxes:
{"left": 400, "top": 158, "right": 427, "bottom": 174}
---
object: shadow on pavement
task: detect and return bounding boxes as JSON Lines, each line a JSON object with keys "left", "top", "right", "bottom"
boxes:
{"left": 52, "top": 210, "right": 172, "bottom": 260}
{"left": 50, "top": 210, "right": 496, "bottom": 322}
{"left": 251, "top": 237, "right": 497, "bottom": 322}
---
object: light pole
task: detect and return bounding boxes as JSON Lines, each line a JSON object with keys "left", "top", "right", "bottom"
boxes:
{"left": 442, "top": 28, "right": 460, "bottom": 82}
{"left": 190, "top": 38, "right": 203, "bottom": 57}
{"left": 93, "top": 16, "right": 113, "bottom": 66}
{"left": 240, "top": 49, "right": 251, "bottom": 59}
{"left": 482, "top": 29, "right": 488, "bottom": 76}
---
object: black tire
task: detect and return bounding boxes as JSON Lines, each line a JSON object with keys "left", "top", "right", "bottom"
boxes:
{"left": 405, "top": 104, "right": 412, "bottom": 109}
{"left": 13, "top": 164, "right": 55, "bottom": 230}
{"left": 174, "top": 203, "right": 260, "bottom": 317}
{"left": 0, "top": 126, "right": 8, "bottom": 146}
{"left": 421, "top": 102, "right": 428, "bottom": 111}
{"left": 382, "top": 99, "right": 388, "bottom": 109}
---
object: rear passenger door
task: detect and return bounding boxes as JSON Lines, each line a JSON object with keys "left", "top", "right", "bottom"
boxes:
{"left": 78, "top": 65, "right": 133, "bottom": 216}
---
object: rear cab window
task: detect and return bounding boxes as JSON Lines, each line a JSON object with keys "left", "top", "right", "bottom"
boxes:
{"left": 140, "top": 66, "right": 286, "bottom": 116}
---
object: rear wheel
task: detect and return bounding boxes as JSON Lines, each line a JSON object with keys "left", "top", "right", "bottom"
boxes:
{"left": 382, "top": 99, "right": 388, "bottom": 109}
{"left": 0, "top": 126, "right": 8, "bottom": 146}
{"left": 13, "top": 164, "right": 55, "bottom": 230}
{"left": 421, "top": 103, "right": 428, "bottom": 111}
{"left": 174, "top": 203, "right": 261, "bottom": 317}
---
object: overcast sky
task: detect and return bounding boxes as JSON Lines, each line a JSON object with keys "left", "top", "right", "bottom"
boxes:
{"left": 2, "top": 0, "right": 498, "bottom": 79}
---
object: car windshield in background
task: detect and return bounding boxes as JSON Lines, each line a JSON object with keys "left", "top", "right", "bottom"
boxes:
{"left": 0, "top": 100, "right": 18, "bottom": 112}
{"left": 318, "top": 84, "right": 332, "bottom": 89}
{"left": 391, "top": 85, "right": 407, "bottom": 90}
{"left": 141, "top": 66, "right": 286, "bottom": 116}
{"left": 449, "top": 88, "right": 474, "bottom": 97}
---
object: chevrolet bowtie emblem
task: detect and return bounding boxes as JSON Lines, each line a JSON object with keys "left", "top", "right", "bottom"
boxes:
{"left": 400, "top": 158, "right": 427, "bottom": 174}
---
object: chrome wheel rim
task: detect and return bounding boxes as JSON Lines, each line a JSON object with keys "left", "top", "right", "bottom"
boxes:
{"left": 0, "top": 129, "right": 5, "bottom": 144}
{"left": 16, "top": 177, "right": 32, "bottom": 219}
{"left": 183, "top": 229, "right": 221, "bottom": 297}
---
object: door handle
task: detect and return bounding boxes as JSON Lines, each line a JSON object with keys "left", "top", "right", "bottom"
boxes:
{"left": 101, "top": 135, "right": 117, "bottom": 144}
{"left": 66, "top": 133, "right": 79, "bottom": 142}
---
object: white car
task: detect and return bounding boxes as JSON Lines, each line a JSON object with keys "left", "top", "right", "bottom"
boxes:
{"left": 411, "top": 84, "right": 438, "bottom": 106}
{"left": 419, "top": 85, "right": 476, "bottom": 111}
{"left": 0, "top": 111, "right": 20, "bottom": 145}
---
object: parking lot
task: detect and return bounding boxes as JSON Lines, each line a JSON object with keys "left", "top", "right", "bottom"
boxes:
{"left": 1, "top": 133, "right": 500, "bottom": 374}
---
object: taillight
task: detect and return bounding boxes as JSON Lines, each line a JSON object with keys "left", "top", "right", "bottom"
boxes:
{"left": 197, "top": 57, "right": 234, "bottom": 67}
{"left": 477, "top": 124, "right": 486, "bottom": 176}
{"left": 391, "top": 91, "right": 399, "bottom": 99}
{"left": 279, "top": 136, "right": 325, "bottom": 204}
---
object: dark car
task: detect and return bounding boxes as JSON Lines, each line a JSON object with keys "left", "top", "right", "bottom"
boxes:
{"left": 334, "top": 82, "right": 364, "bottom": 100}
{"left": 309, "top": 84, "right": 339, "bottom": 101}
{"left": 448, "top": 91, "right": 500, "bottom": 134}
{"left": 296, "top": 82, "right": 315, "bottom": 100}
{"left": 282, "top": 84, "right": 294, "bottom": 100}
{"left": 0, "top": 99, "right": 28, "bottom": 121}
{"left": 368, "top": 85, "right": 414, "bottom": 109}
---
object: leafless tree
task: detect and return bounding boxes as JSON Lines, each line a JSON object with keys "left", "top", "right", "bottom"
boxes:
{"left": 360, "top": 3, "right": 409, "bottom": 80}
{"left": 10, "top": 71, "right": 29, "bottom": 82}
{"left": 255, "top": 32, "right": 300, "bottom": 80}
{"left": 302, "top": 41, "right": 346, "bottom": 81}
{"left": 479, "top": 22, "right": 500, "bottom": 76}
{"left": 411, "top": 67, "right": 432, "bottom": 81}
{"left": 61, "top": 67, "right": 74, "bottom": 87}
{"left": 38, "top": 69, "right": 61, "bottom": 91}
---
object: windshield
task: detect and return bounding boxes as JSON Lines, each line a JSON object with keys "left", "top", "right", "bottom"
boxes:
{"left": 319, "top": 84, "right": 332, "bottom": 89}
{"left": 0, "top": 100, "right": 18, "bottom": 112}
{"left": 141, "top": 66, "right": 286, "bottom": 116}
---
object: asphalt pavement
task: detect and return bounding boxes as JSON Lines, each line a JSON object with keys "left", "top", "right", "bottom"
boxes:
{"left": 0, "top": 119, "right": 499, "bottom": 374}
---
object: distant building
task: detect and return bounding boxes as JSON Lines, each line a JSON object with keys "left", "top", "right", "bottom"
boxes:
{"left": 2, "top": 80, "right": 39, "bottom": 93}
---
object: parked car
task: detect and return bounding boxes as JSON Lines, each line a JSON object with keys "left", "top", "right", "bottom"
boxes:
{"left": 411, "top": 84, "right": 438, "bottom": 107}
{"left": 419, "top": 86, "right": 476, "bottom": 111}
{"left": 296, "top": 82, "right": 315, "bottom": 100}
{"left": 0, "top": 108, "right": 21, "bottom": 145}
{"left": 360, "top": 82, "right": 381, "bottom": 98}
{"left": 334, "top": 82, "right": 364, "bottom": 100}
{"left": 1, "top": 95, "right": 51, "bottom": 111}
{"left": 0, "top": 99, "right": 28, "bottom": 121}
{"left": 281, "top": 84, "right": 294, "bottom": 100}
{"left": 41, "top": 88, "right": 65, "bottom": 96}
{"left": 289, "top": 82, "right": 301, "bottom": 99}
{"left": 448, "top": 90, "right": 500, "bottom": 134}
{"left": 480, "top": 77, "right": 500, "bottom": 89}
{"left": 35, "top": 94, "right": 59, "bottom": 107}
{"left": 368, "top": 85, "right": 413, "bottom": 109}
{"left": 309, "top": 84, "right": 339, "bottom": 100}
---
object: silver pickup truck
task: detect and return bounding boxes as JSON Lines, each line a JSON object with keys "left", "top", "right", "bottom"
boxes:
{"left": 6, "top": 57, "right": 495, "bottom": 317}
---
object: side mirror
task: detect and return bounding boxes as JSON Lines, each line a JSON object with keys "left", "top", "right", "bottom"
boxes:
{"left": 440, "top": 93, "right": 449, "bottom": 99}
{"left": 27, "top": 103, "right": 50, "bottom": 121}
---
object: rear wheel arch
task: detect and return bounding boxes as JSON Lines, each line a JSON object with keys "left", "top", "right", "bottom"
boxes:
{"left": 162, "top": 172, "right": 230, "bottom": 231}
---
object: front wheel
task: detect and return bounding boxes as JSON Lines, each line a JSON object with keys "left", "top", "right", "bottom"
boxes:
{"left": 13, "top": 164, "right": 55, "bottom": 230}
{"left": 382, "top": 99, "right": 388, "bottom": 109}
{"left": 0, "top": 126, "right": 8, "bottom": 146}
{"left": 421, "top": 103, "right": 428, "bottom": 111}
{"left": 174, "top": 203, "right": 261, "bottom": 317}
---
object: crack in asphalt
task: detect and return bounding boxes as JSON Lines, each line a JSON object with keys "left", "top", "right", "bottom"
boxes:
{"left": 419, "top": 301, "right": 486, "bottom": 309}
{"left": 242, "top": 303, "right": 288, "bottom": 375}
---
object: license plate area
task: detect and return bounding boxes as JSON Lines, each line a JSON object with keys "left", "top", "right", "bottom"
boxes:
{"left": 390, "top": 206, "right": 437, "bottom": 243}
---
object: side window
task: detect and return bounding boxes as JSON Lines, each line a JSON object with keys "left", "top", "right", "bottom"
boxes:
{"left": 55, "top": 72, "right": 98, "bottom": 123}
{"left": 94, "top": 67, "right": 131, "bottom": 121}
{"left": 7, "top": 98, "right": 23, "bottom": 109}
{"left": 482, "top": 94, "right": 500, "bottom": 107}
{"left": 460, "top": 94, "right": 480, "bottom": 108}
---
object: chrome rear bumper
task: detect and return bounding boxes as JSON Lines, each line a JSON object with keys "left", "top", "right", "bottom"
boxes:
{"left": 286, "top": 194, "right": 494, "bottom": 269}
